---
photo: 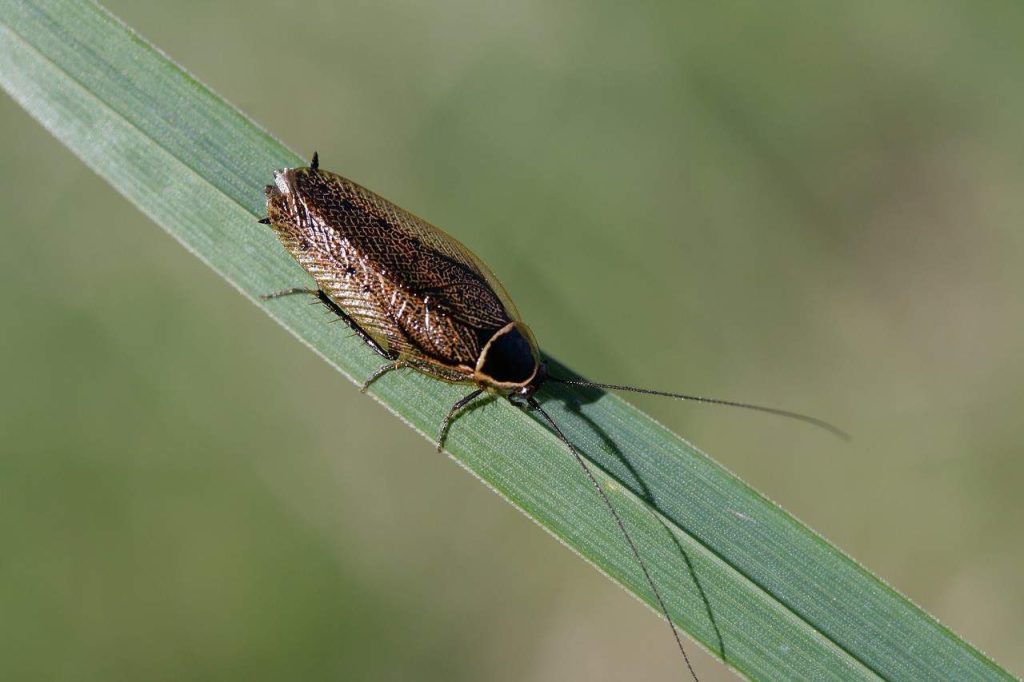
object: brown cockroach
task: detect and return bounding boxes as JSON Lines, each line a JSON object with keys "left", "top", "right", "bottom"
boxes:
{"left": 260, "top": 152, "right": 845, "bottom": 681}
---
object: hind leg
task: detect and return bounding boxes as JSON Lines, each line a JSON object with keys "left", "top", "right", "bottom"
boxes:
{"left": 261, "top": 287, "right": 398, "bottom": 361}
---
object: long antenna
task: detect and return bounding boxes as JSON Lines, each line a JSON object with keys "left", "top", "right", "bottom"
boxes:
{"left": 550, "top": 377, "right": 849, "bottom": 441}
{"left": 528, "top": 397, "right": 700, "bottom": 682}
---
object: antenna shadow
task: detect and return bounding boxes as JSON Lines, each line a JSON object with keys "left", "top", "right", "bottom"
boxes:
{"left": 538, "top": 357, "right": 726, "bottom": 662}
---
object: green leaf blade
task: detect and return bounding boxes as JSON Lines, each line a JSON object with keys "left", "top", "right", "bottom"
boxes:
{"left": 0, "top": 1, "right": 1012, "bottom": 679}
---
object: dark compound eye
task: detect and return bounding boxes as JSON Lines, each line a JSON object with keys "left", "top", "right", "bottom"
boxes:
{"left": 480, "top": 326, "right": 536, "bottom": 384}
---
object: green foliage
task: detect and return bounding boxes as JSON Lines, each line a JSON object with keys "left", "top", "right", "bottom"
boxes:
{"left": 0, "top": 1, "right": 1013, "bottom": 679}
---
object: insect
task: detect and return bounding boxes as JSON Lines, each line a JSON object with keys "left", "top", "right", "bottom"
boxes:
{"left": 260, "top": 152, "right": 846, "bottom": 681}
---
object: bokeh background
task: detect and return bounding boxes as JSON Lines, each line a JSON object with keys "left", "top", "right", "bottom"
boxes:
{"left": 2, "top": 1, "right": 1022, "bottom": 680}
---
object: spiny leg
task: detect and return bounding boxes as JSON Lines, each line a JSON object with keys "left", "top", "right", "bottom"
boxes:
{"left": 360, "top": 360, "right": 407, "bottom": 393}
{"left": 261, "top": 287, "right": 397, "bottom": 361}
{"left": 312, "top": 290, "right": 398, "bottom": 361}
{"left": 260, "top": 286, "right": 318, "bottom": 300}
{"left": 436, "top": 389, "right": 485, "bottom": 452}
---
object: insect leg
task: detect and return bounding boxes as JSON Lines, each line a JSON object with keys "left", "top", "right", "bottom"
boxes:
{"left": 261, "top": 287, "right": 398, "bottom": 361}
{"left": 360, "top": 360, "right": 407, "bottom": 393}
{"left": 312, "top": 290, "right": 398, "bottom": 360}
{"left": 436, "top": 389, "right": 485, "bottom": 452}
{"left": 260, "top": 287, "right": 320, "bottom": 300}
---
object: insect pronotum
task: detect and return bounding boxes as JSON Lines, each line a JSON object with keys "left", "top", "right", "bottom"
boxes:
{"left": 260, "top": 152, "right": 846, "bottom": 681}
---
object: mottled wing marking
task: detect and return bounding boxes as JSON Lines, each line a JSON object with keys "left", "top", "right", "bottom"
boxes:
{"left": 267, "top": 168, "right": 516, "bottom": 369}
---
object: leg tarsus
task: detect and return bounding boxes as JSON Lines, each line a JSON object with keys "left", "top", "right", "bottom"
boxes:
{"left": 436, "top": 389, "right": 485, "bottom": 452}
{"left": 260, "top": 287, "right": 319, "bottom": 301}
{"left": 362, "top": 361, "right": 406, "bottom": 393}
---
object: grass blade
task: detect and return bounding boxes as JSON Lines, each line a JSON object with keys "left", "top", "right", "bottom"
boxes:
{"left": 0, "top": 1, "right": 1012, "bottom": 679}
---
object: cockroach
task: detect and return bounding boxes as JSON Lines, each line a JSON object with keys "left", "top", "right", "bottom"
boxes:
{"left": 259, "top": 152, "right": 846, "bottom": 681}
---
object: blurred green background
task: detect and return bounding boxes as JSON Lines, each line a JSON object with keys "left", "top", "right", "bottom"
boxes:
{"left": 2, "top": 1, "right": 1022, "bottom": 680}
